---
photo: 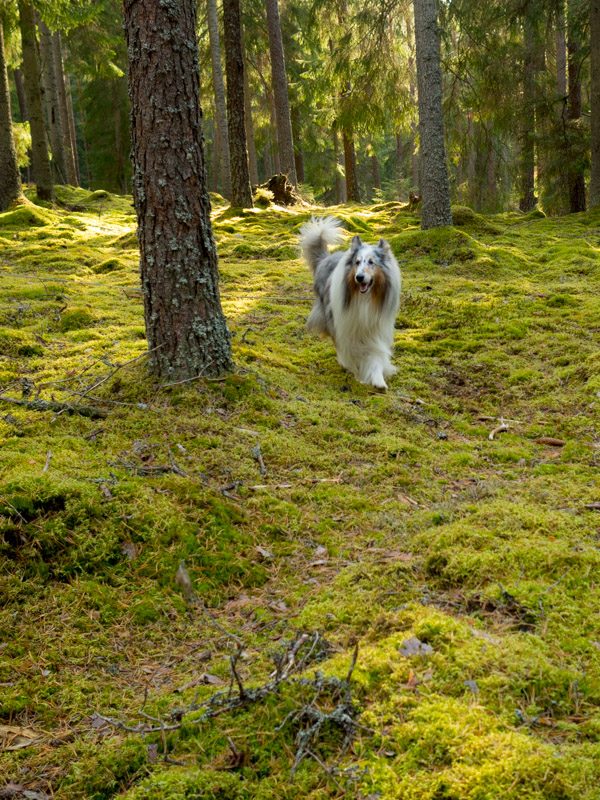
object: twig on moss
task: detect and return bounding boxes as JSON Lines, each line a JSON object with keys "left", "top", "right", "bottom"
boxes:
{"left": 42, "top": 451, "right": 52, "bottom": 473}
{"left": 488, "top": 421, "right": 509, "bottom": 440}
{"left": 0, "top": 395, "right": 107, "bottom": 419}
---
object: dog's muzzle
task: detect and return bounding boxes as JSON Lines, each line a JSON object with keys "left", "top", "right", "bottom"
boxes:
{"left": 356, "top": 273, "right": 372, "bottom": 293}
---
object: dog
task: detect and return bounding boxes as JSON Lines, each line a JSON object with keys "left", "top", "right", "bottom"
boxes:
{"left": 300, "top": 217, "right": 401, "bottom": 389}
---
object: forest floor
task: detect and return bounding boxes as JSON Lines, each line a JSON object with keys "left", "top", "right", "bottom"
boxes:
{"left": 0, "top": 188, "right": 599, "bottom": 799}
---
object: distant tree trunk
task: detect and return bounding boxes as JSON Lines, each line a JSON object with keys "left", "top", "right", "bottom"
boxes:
{"left": 406, "top": 12, "right": 420, "bottom": 192}
{"left": 519, "top": 8, "right": 537, "bottom": 211}
{"left": 64, "top": 73, "right": 80, "bottom": 185}
{"left": 0, "top": 22, "right": 22, "bottom": 211}
{"left": 556, "top": 2, "right": 567, "bottom": 103}
{"left": 291, "top": 105, "right": 304, "bottom": 184}
{"left": 370, "top": 152, "right": 381, "bottom": 195}
{"left": 123, "top": 0, "right": 232, "bottom": 380}
{"left": 412, "top": 0, "right": 452, "bottom": 228}
{"left": 222, "top": 0, "right": 253, "bottom": 206}
{"left": 52, "top": 32, "right": 78, "bottom": 185}
{"left": 342, "top": 123, "right": 360, "bottom": 202}
{"left": 38, "top": 19, "right": 66, "bottom": 183}
{"left": 265, "top": 0, "right": 296, "bottom": 185}
{"left": 266, "top": 82, "right": 281, "bottom": 173}
{"left": 13, "top": 68, "right": 28, "bottom": 121}
{"left": 18, "top": 0, "right": 53, "bottom": 200}
{"left": 332, "top": 122, "right": 345, "bottom": 203}
{"left": 567, "top": 7, "right": 586, "bottom": 212}
{"left": 242, "top": 33, "right": 258, "bottom": 185}
{"left": 590, "top": 0, "right": 600, "bottom": 206}
{"left": 207, "top": 0, "right": 231, "bottom": 197}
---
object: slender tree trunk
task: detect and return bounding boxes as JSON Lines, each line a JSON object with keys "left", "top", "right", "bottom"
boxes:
{"left": 52, "top": 32, "right": 78, "bottom": 185}
{"left": 18, "top": 0, "right": 53, "bottom": 200}
{"left": 332, "top": 122, "right": 345, "bottom": 203}
{"left": 556, "top": 2, "right": 567, "bottom": 103}
{"left": 406, "top": 12, "right": 420, "bottom": 192}
{"left": 207, "top": 0, "right": 231, "bottom": 197}
{"left": 370, "top": 152, "right": 381, "bottom": 196}
{"left": 590, "top": 0, "right": 600, "bottom": 206}
{"left": 211, "top": 116, "right": 221, "bottom": 193}
{"left": 0, "top": 23, "right": 22, "bottom": 211}
{"left": 342, "top": 124, "right": 360, "bottom": 202}
{"left": 291, "top": 105, "right": 304, "bottom": 184}
{"left": 123, "top": 0, "right": 232, "bottom": 379}
{"left": 64, "top": 73, "right": 80, "bottom": 185}
{"left": 38, "top": 19, "right": 66, "bottom": 183}
{"left": 265, "top": 0, "right": 296, "bottom": 184}
{"left": 412, "top": 0, "right": 452, "bottom": 228}
{"left": 242, "top": 33, "right": 258, "bottom": 185}
{"left": 222, "top": 0, "right": 253, "bottom": 207}
{"left": 519, "top": 8, "right": 537, "bottom": 211}
{"left": 267, "top": 82, "right": 281, "bottom": 173}
{"left": 567, "top": 7, "right": 586, "bottom": 212}
{"left": 13, "top": 68, "right": 28, "bottom": 120}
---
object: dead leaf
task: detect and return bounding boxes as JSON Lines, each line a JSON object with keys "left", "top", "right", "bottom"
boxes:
{"left": 398, "top": 636, "right": 433, "bottom": 657}
{"left": 0, "top": 725, "right": 42, "bottom": 751}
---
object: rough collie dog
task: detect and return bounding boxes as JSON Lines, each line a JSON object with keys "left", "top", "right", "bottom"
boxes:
{"left": 300, "top": 217, "right": 401, "bottom": 389}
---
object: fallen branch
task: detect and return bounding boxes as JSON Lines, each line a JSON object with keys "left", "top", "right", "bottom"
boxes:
{"left": 0, "top": 395, "right": 107, "bottom": 419}
{"left": 488, "top": 421, "right": 509, "bottom": 440}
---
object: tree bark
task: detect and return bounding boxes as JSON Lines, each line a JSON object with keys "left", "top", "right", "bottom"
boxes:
{"left": 590, "top": 0, "right": 600, "bottom": 206}
{"left": 567, "top": 6, "right": 586, "bottom": 212}
{"left": 412, "top": 0, "right": 452, "bottom": 228}
{"left": 64, "top": 73, "right": 80, "bottom": 185}
{"left": 18, "top": 0, "right": 53, "bottom": 200}
{"left": 265, "top": 0, "right": 296, "bottom": 185}
{"left": 242, "top": 31, "right": 258, "bottom": 185}
{"left": 342, "top": 123, "right": 360, "bottom": 202}
{"left": 13, "top": 68, "right": 28, "bottom": 121}
{"left": 207, "top": 0, "right": 231, "bottom": 197}
{"left": 0, "top": 22, "right": 22, "bottom": 211}
{"left": 222, "top": 0, "right": 253, "bottom": 206}
{"left": 123, "top": 0, "right": 232, "bottom": 380}
{"left": 38, "top": 19, "right": 66, "bottom": 183}
{"left": 52, "top": 31, "right": 78, "bottom": 185}
{"left": 518, "top": 8, "right": 536, "bottom": 211}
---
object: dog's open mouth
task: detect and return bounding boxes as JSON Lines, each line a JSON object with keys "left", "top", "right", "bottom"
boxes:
{"left": 358, "top": 279, "right": 373, "bottom": 294}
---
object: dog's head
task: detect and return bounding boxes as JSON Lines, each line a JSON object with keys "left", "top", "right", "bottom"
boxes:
{"left": 345, "top": 236, "right": 393, "bottom": 306}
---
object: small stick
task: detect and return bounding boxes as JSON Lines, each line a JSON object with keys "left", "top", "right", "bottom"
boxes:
{"left": 42, "top": 451, "right": 52, "bottom": 473}
{"left": 252, "top": 444, "right": 267, "bottom": 477}
{"left": 489, "top": 422, "right": 509, "bottom": 440}
{"left": 0, "top": 395, "right": 107, "bottom": 419}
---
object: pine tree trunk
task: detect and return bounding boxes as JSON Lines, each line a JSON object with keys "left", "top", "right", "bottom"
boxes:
{"left": 370, "top": 152, "right": 381, "bottom": 195}
{"left": 519, "top": 9, "right": 536, "bottom": 212}
{"left": 0, "top": 23, "right": 22, "bottom": 211}
{"left": 64, "top": 73, "right": 80, "bottom": 185}
{"left": 123, "top": 0, "right": 232, "bottom": 380}
{"left": 222, "top": 0, "right": 253, "bottom": 207}
{"left": 52, "top": 31, "right": 78, "bottom": 185}
{"left": 291, "top": 105, "right": 304, "bottom": 184}
{"left": 332, "top": 122, "right": 345, "bottom": 203}
{"left": 17, "top": 0, "right": 53, "bottom": 200}
{"left": 342, "top": 124, "right": 360, "bottom": 202}
{"left": 267, "top": 82, "right": 281, "bottom": 173}
{"left": 207, "top": 0, "right": 231, "bottom": 197}
{"left": 412, "top": 0, "right": 452, "bottom": 228}
{"left": 556, "top": 2, "right": 567, "bottom": 103}
{"left": 265, "top": 0, "right": 296, "bottom": 185}
{"left": 242, "top": 34, "right": 258, "bottom": 185}
{"left": 567, "top": 9, "right": 586, "bottom": 212}
{"left": 590, "top": 0, "right": 600, "bottom": 206}
{"left": 38, "top": 19, "right": 66, "bottom": 183}
{"left": 13, "top": 68, "right": 28, "bottom": 121}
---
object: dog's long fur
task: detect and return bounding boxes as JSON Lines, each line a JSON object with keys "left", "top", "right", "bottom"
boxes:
{"left": 300, "top": 216, "right": 401, "bottom": 389}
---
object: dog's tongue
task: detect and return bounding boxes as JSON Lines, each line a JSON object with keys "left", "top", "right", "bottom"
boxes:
{"left": 360, "top": 283, "right": 370, "bottom": 293}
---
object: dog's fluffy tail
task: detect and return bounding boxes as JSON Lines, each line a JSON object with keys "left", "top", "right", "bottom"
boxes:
{"left": 299, "top": 216, "right": 343, "bottom": 273}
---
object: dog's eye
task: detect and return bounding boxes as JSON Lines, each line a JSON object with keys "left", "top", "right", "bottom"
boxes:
{"left": 368, "top": 259, "right": 373, "bottom": 265}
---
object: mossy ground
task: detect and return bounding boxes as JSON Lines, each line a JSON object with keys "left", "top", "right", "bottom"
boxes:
{"left": 0, "top": 187, "right": 599, "bottom": 798}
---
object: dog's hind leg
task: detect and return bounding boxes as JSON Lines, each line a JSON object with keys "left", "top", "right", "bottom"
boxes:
{"left": 306, "top": 302, "right": 329, "bottom": 336}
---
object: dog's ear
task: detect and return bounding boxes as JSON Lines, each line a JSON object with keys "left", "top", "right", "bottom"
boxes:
{"left": 377, "top": 238, "right": 391, "bottom": 254}
{"left": 351, "top": 235, "right": 362, "bottom": 251}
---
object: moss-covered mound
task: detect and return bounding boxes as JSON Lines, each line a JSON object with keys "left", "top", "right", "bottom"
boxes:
{"left": 1, "top": 192, "right": 599, "bottom": 799}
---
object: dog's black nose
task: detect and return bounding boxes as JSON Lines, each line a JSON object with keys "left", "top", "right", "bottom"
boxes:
{"left": 356, "top": 274, "right": 365, "bottom": 283}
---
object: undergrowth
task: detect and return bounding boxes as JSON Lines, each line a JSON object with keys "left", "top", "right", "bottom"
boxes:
{"left": 0, "top": 187, "right": 599, "bottom": 798}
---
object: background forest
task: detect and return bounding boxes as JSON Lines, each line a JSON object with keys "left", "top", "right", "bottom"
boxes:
{"left": 2, "top": 0, "right": 600, "bottom": 215}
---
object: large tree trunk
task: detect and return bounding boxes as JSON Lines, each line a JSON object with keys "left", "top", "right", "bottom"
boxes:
{"left": 342, "top": 123, "right": 360, "bottom": 202}
{"left": 222, "top": 0, "right": 253, "bottom": 207}
{"left": 52, "top": 31, "right": 78, "bottom": 185}
{"left": 123, "top": 0, "right": 232, "bottom": 380}
{"left": 0, "top": 22, "right": 22, "bottom": 211}
{"left": 207, "top": 0, "right": 231, "bottom": 197}
{"left": 590, "top": 0, "right": 600, "bottom": 206}
{"left": 567, "top": 6, "right": 586, "bottom": 212}
{"left": 265, "top": 0, "right": 296, "bottom": 185}
{"left": 18, "top": 0, "right": 53, "bottom": 200}
{"left": 412, "top": 0, "right": 452, "bottom": 228}
{"left": 38, "top": 19, "right": 66, "bottom": 183}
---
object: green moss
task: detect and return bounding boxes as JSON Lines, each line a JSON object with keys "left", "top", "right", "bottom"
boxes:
{"left": 58, "top": 308, "right": 95, "bottom": 331}
{"left": 0, "top": 204, "right": 57, "bottom": 228}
